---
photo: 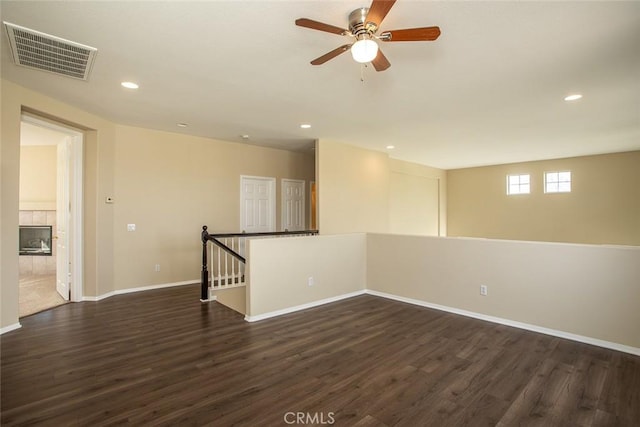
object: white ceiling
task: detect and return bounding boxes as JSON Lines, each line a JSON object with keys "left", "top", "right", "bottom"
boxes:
{"left": 1, "top": 1, "right": 639, "bottom": 169}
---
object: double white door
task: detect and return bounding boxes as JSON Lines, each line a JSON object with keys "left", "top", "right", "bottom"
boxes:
{"left": 240, "top": 177, "right": 306, "bottom": 233}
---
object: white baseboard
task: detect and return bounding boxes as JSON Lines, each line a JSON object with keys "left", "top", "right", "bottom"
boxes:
{"left": 365, "top": 290, "right": 640, "bottom": 357}
{"left": 82, "top": 291, "right": 115, "bottom": 302}
{"left": 211, "top": 283, "right": 246, "bottom": 291}
{"left": 82, "top": 280, "right": 199, "bottom": 302}
{"left": 245, "top": 289, "right": 367, "bottom": 323}
{"left": 0, "top": 322, "right": 22, "bottom": 335}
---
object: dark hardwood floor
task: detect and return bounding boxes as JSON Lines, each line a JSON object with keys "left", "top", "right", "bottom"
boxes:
{"left": 1, "top": 284, "right": 639, "bottom": 426}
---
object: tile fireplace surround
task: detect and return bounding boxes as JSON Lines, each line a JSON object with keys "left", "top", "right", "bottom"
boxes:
{"left": 19, "top": 210, "right": 56, "bottom": 275}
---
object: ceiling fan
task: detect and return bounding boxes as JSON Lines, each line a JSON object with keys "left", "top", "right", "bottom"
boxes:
{"left": 295, "top": 0, "right": 440, "bottom": 72}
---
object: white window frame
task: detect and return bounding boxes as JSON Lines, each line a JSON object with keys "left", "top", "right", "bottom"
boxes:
{"left": 544, "top": 171, "right": 572, "bottom": 193}
{"left": 506, "top": 174, "right": 531, "bottom": 195}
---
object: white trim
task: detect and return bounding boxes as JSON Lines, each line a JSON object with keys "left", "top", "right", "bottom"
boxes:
{"left": 0, "top": 323, "right": 22, "bottom": 335}
{"left": 82, "top": 292, "right": 115, "bottom": 302}
{"left": 211, "top": 283, "right": 246, "bottom": 291}
{"left": 244, "top": 290, "right": 366, "bottom": 322}
{"left": 240, "top": 175, "right": 276, "bottom": 233}
{"left": 69, "top": 133, "right": 83, "bottom": 302}
{"left": 82, "top": 280, "right": 199, "bottom": 302}
{"left": 365, "top": 290, "right": 640, "bottom": 357}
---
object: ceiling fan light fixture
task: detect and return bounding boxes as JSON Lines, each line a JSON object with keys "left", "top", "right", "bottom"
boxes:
{"left": 351, "top": 38, "right": 378, "bottom": 63}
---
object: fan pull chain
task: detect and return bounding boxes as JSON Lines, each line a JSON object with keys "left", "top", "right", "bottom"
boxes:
{"left": 360, "top": 63, "right": 366, "bottom": 83}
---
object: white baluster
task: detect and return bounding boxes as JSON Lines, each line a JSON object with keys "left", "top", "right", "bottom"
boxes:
{"left": 230, "top": 237, "right": 236, "bottom": 285}
{"left": 216, "top": 242, "right": 221, "bottom": 288}
{"left": 224, "top": 238, "right": 229, "bottom": 286}
{"left": 238, "top": 237, "right": 246, "bottom": 284}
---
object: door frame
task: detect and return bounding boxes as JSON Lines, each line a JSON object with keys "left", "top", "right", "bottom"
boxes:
{"left": 281, "top": 178, "right": 305, "bottom": 231}
{"left": 22, "top": 114, "right": 84, "bottom": 302}
{"left": 310, "top": 181, "right": 317, "bottom": 231}
{"left": 239, "top": 175, "right": 276, "bottom": 232}
{"left": 56, "top": 137, "right": 70, "bottom": 300}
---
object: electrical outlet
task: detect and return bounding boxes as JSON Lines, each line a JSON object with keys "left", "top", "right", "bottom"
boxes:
{"left": 480, "top": 285, "right": 488, "bottom": 296}
{"left": 155, "top": 264, "right": 160, "bottom": 272}
{"left": 127, "top": 224, "right": 136, "bottom": 232}
{"left": 308, "top": 277, "right": 314, "bottom": 287}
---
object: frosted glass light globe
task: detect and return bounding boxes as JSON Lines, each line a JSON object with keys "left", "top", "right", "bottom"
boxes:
{"left": 351, "top": 39, "right": 379, "bottom": 63}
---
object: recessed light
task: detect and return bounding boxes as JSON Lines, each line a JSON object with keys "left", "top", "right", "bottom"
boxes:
{"left": 300, "top": 124, "right": 311, "bottom": 129}
{"left": 121, "top": 81, "right": 139, "bottom": 89}
{"left": 177, "top": 123, "right": 188, "bottom": 128}
{"left": 386, "top": 145, "right": 395, "bottom": 150}
{"left": 564, "top": 94, "right": 582, "bottom": 101}
{"left": 241, "top": 134, "right": 250, "bottom": 140}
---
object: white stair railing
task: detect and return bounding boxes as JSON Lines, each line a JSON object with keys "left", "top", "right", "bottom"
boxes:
{"left": 209, "top": 236, "right": 246, "bottom": 288}
{"left": 200, "top": 226, "right": 318, "bottom": 301}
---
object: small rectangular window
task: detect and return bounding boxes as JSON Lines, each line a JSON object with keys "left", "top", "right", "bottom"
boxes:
{"left": 545, "top": 171, "right": 571, "bottom": 193}
{"left": 507, "top": 174, "right": 530, "bottom": 195}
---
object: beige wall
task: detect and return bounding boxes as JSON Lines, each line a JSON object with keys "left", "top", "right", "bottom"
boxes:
{"left": 246, "top": 234, "right": 366, "bottom": 318}
{"left": 112, "top": 125, "right": 315, "bottom": 291}
{"left": 367, "top": 233, "right": 640, "bottom": 350}
{"left": 1, "top": 80, "right": 22, "bottom": 330}
{"left": 214, "top": 287, "right": 246, "bottom": 315}
{"left": 317, "top": 140, "right": 390, "bottom": 234}
{"left": 447, "top": 151, "right": 640, "bottom": 246}
{"left": 389, "top": 158, "right": 446, "bottom": 236}
{"left": 317, "top": 140, "right": 446, "bottom": 236}
{"left": 19, "top": 145, "right": 57, "bottom": 210}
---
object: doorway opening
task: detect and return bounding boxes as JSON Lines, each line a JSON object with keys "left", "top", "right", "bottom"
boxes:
{"left": 18, "top": 114, "right": 84, "bottom": 317}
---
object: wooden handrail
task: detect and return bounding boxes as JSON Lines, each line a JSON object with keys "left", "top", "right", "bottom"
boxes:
{"left": 200, "top": 225, "right": 318, "bottom": 301}
{"left": 205, "top": 228, "right": 319, "bottom": 239}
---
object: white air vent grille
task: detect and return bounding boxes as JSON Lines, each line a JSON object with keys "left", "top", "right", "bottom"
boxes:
{"left": 4, "top": 22, "right": 97, "bottom": 80}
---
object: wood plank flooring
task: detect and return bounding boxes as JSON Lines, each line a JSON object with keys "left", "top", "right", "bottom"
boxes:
{"left": 1, "top": 284, "right": 639, "bottom": 426}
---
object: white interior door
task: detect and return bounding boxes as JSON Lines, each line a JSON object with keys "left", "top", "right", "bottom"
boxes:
{"left": 56, "top": 138, "right": 71, "bottom": 300}
{"left": 282, "top": 179, "right": 305, "bottom": 231}
{"left": 240, "top": 176, "right": 276, "bottom": 233}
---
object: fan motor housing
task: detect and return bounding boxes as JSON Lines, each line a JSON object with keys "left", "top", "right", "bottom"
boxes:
{"left": 349, "top": 7, "right": 378, "bottom": 38}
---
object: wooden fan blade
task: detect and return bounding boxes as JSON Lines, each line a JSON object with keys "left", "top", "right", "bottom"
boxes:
{"left": 310, "top": 44, "right": 352, "bottom": 65}
{"left": 380, "top": 27, "right": 441, "bottom": 42}
{"left": 371, "top": 49, "right": 391, "bottom": 72}
{"left": 366, "top": 0, "right": 397, "bottom": 27}
{"left": 295, "top": 18, "right": 348, "bottom": 36}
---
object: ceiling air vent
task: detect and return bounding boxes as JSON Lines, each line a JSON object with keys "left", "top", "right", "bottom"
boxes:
{"left": 3, "top": 21, "right": 97, "bottom": 81}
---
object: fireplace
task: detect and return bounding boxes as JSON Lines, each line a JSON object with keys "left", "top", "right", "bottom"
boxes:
{"left": 19, "top": 225, "right": 53, "bottom": 256}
